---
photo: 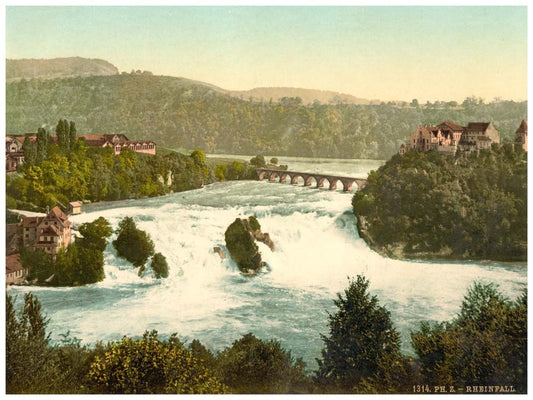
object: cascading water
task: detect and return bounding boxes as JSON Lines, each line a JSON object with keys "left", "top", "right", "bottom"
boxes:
{"left": 9, "top": 157, "right": 527, "bottom": 370}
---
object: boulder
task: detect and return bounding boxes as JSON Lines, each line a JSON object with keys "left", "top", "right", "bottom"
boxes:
{"left": 213, "top": 246, "right": 226, "bottom": 259}
{"left": 224, "top": 216, "right": 274, "bottom": 274}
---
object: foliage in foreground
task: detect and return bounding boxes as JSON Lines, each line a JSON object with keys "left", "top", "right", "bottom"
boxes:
{"left": 6, "top": 277, "right": 527, "bottom": 394}
{"left": 216, "top": 333, "right": 311, "bottom": 393}
{"left": 411, "top": 282, "right": 527, "bottom": 393}
{"left": 353, "top": 147, "right": 527, "bottom": 261}
{"left": 316, "top": 275, "right": 413, "bottom": 393}
{"left": 88, "top": 331, "right": 226, "bottom": 394}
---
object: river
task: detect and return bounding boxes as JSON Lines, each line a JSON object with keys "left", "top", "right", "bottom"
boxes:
{"left": 9, "top": 156, "right": 527, "bottom": 370}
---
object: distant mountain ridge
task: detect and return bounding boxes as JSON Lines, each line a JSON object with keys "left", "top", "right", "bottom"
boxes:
{"left": 229, "top": 87, "right": 377, "bottom": 105}
{"left": 6, "top": 57, "right": 119, "bottom": 82}
{"left": 6, "top": 57, "right": 374, "bottom": 104}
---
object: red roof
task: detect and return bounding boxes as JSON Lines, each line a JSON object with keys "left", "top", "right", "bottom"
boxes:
{"left": 6, "top": 254, "right": 24, "bottom": 274}
{"left": 466, "top": 122, "right": 491, "bottom": 132}
{"left": 69, "top": 201, "right": 82, "bottom": 207}
{"left": 438, "top": 121, "right": 464, "bottom": 131}
{"left": 516, "top": 120, "right": 527, "bottom": 134}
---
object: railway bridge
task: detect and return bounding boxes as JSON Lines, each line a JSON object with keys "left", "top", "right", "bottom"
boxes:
{"left": 256, "top": 168, "right": 368, "bottom": 192}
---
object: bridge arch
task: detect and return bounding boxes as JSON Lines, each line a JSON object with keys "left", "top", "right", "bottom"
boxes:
{"left": 256, "top": 168, "right": 367, "bottom": 192}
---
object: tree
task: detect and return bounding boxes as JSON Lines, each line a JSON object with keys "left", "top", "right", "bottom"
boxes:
{"left": 249, "top": 155, "right": 266, "bottom": 167}
{"left": 22, "top": 133, "right": 37, "bottom": 167}
{"left": 411, "top": 283, "right": 527, "bottom": 392}
{"left": 410, "top": 99, "right": 419, "bottom": 108}
{"left": 69, "top": 121, "right": 77, "bottom": 148}
{"left": 316, "top": 276, "right": 411, "bottom": 393}
{"left": 21, "top": 248, "right": 54, "bottom": 283}
{"left": 216, "top": 333, "right": 310, "bottom": 394}
{"left": 151, "top": 252, "right": 169, "bottom": 278}
{"left": 35, "top": 127, "right": 50, "bottom": 164}
{"left": 112, "top": 217, "right": 155, "bottom": 267}
{"left": 270, "top": 157, "right": 279, "bottom": 165}
{"left": 88, "top": 330, "right": 226, "bottom": 394}
{"left": 77, "top": 216, "right": 112, "bottom": 251}
{"left": 56, "top": 119, "right": 68, "bottom": 153}
{"left": 190, "top": 149, "right": 206, "bottom": 165}
{"left": 6, "top": 293, "right": 61, "bottom": 393}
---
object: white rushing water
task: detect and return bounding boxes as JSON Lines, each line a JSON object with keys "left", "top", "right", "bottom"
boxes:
{"left": 9, "top": 157, "right": 527, "bottom": 370}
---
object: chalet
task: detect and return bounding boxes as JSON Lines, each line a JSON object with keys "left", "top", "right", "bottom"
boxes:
{"left": 21, "top": 206, "right": 72, "bottom": 256}
{"left": 5, "top": 135, "right": 25, "bottom": 173}
{"left": 515, "top": 120, "right": 527, "bottom": 152}
{"left": 78, "top": 134, "right": 156, "bottom": 155}
{"left": 6, "top": 254, "right": 27, "bottom": 285}
{"left": 6, "top": 133, "right": 156, "bottom": 163}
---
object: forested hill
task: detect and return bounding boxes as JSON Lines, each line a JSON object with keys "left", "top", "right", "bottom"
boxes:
{"left": 6, "top": 57, "right": 119, "bottom": 82}
{"left": 6, "top": 74, "right": 527, "bottom": 159}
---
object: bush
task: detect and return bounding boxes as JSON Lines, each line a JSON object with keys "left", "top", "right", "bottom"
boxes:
{"left": 88, "top": 331, "right": 226, "bottom": 394}
{"left": 216, "top": 333, "right": 310, "bottom": 394}
{"left": 249, "top": 155, "right": 266, "bottom": 167}
{"left": 270, "top": 157, "right": 278, "bottom": 165}
{"left": 411, "top": 283, "right": 527, "bottom": 392}
{"left": 151, "top": 252, "right": 169, "bottom": 278}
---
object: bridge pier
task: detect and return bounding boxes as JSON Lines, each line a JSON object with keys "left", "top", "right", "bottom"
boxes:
{"left": 255, "top": 168, "right": 367, "bottom": 193}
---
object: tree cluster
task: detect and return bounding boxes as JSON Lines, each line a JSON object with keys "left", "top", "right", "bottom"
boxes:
{"left": 112, "top": 216, "right": 168, "bottom": 278}
{"left": 352, "top": 147, "right": 527, "bottom": 261}
{"left": 412, "top": 283, "right": 527, "bottom": 393}
{"left": 21, "top": 217, "right": 112, "bottom": 286}
{"left": 6, "top": 75, "right": 526, "bottom": 160}
{"left": 7, "top": 122, "right": 258, "bottom": 212}
{"left": 6, "top": 276, "right": 527, "bottom": 394}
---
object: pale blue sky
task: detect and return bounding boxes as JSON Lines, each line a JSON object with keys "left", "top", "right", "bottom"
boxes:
{"left": 5, "top": 6, "right": 527, "bottom": 102}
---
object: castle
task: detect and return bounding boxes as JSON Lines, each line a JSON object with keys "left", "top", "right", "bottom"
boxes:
{"left": 399, "top": 120, "right": 527, "bottom": 155}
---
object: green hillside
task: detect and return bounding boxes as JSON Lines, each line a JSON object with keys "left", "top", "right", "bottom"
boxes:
{"left": 6, "top": 74, "right": 527, "bottom": 159}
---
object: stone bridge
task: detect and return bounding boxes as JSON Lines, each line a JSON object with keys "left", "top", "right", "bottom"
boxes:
{"left": 256, "top": 168, "right": 368, "bottom": 192}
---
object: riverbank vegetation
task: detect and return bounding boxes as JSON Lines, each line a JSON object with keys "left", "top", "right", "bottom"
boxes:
{"left": 6, "top": 75, "right": 526, "bottom": 159}
{"left": 6, "top": 120, "right": 259, "bottom": 212}
{"left": 6, "top": 277, "right": 526, "bottom": 394}
{"left": 352, "top": 146, "right": 527, "bottom": 261}
{"left": 21, "top": 217, "right": 112, "bottom": 286}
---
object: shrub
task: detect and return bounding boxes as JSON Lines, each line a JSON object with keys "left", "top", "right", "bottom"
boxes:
{"left": 88, "top": 331, "right": 226, "bottom": 394}
{"left": 411, "top": 283, "right": 527, "bottom": 392}
{"left": 216, "top": 333, "right": 310, "bottom": 393}
{"left": 151, "top": 252, "right": 169, "bottom": 278}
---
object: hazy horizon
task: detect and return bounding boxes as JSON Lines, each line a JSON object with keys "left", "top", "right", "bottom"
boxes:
{"left": 5, "top": 5, "right": 527, "bottom": 103}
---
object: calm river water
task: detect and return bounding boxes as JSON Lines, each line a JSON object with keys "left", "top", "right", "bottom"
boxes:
{"left": 9, "top": 156, "right": 527, "bottom": 370}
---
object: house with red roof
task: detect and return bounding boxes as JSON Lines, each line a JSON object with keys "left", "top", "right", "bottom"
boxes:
{"left": 6, "top": 254, "right": 27, "bottom": 285}
{"left": 21, "top": 206, "right": 72, "bottom": 256}
{"left": 78, "top": 133, "right": 156, "bottom": 155}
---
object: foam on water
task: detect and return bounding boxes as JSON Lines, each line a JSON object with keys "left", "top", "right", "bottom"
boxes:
{"left": 9, "top": 160, "right": 527, "bottom": 369}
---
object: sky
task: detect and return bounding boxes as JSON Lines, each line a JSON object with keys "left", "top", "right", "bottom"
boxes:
{"left": 4, "top": 4, "right": 528, "bottom": 103}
